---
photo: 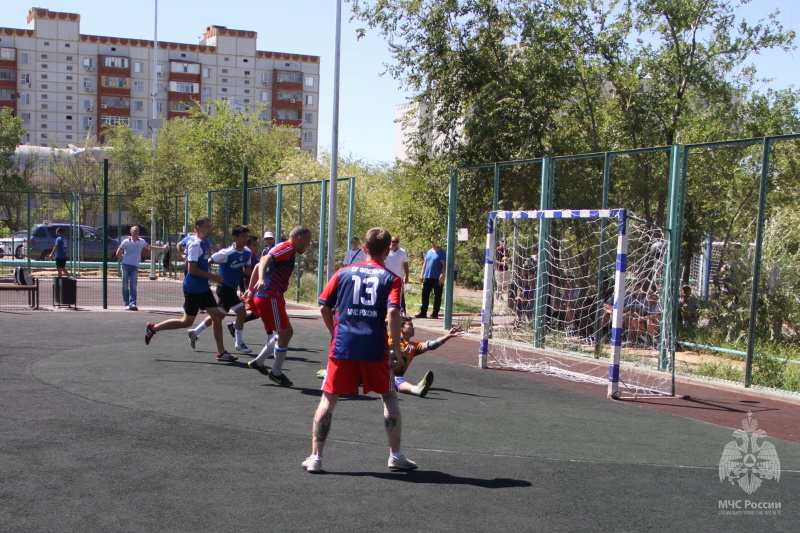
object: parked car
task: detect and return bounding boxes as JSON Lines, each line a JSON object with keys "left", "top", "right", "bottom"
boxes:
{"left": 0, "top": 230, "right": 32, "bottom": 259}
{"left": 21, "top": 223, "right": 119, "bottom": 262}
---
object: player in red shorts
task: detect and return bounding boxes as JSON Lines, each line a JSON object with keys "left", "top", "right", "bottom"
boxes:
{"left": 301, "top": 227, "right": 416, "bottom": 474}
{"left": 243, "top": 225, "right": 312, "bottom": 387}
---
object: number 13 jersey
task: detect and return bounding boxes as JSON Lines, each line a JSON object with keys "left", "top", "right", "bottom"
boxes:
{"left": 318, "top": 260, "right": 402, "bottom": 362}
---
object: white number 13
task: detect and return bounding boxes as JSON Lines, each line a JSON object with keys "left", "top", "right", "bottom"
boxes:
{"left": 352, "top": 275, "right": 379, "bottom": 306}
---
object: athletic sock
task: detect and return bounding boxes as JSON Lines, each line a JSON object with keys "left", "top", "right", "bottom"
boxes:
{"left": 271, "top": 346, "right": 287, "bottom": 375}
{"left": 235, "top": 330, "right": 244, "bottom": 345}
{"left": 193, "top": 322, "right": 208, "bottom": 334}
{"left": 410, "top": 385, "right": 420, "bottom": 395}
{"left": 254, "top": 334, "right": 277, "bottom": 366}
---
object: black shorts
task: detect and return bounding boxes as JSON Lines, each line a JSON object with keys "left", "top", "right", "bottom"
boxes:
{"left": 55, "top": 257, "right": 68, "bottom": 268}
{"left": 183, "top": 290, "right": 218, "bottom": 316}
{"left": 215, "top": 284, "right": 244, "bottom": 312}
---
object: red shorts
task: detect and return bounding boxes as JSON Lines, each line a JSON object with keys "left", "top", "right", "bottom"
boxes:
{"left": 252, "top": 296, "right": 289, "bottom": 332}
{"left": 322, "top": 357, "right": 394, "bottom": 395}
{"left": 245, "top": 299, "right": 259, "bottom": 318}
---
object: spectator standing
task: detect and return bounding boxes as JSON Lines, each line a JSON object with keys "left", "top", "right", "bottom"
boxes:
{"left": 262, "top": 231, "right": 275, "bottom": 257}
{"left": 495, "top": 238, "right": 510, "bottom": 300}
{"left": 303, "top": 227, "right": 416, "bottom": 474}
{"left": 415, "top": 237, "right": 446, "bottom": 319}
{"left": 48, "top": 227, "right": 70, "bottom": 278}
{"left": 116, "top": 226, "right": 167, "bottom": 310}
{"left": 342, "top": 236, "right": 366, "bottom": 266}
{"left": 385, "top": 235, "right": 410, "bottom": 314}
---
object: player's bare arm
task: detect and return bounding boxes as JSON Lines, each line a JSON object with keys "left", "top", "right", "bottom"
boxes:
{"left": 387, "top": 307, "right": 403, "bottom": 369}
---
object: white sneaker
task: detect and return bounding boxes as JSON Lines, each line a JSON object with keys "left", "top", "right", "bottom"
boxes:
{"left": 302, "top": 456, "right": 322, "bottom": 473}
{"left": 388, "top": 453, "right": 418, "bottom": 471}
{"left": 235, "top": 343, "right": 252, "bottom": 354}
{"left": 188, "top": 330, "right": 199, "bottom": 349}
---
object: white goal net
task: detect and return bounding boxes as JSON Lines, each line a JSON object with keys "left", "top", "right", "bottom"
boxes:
{"left": 480, "top": 209, "right": 675, "bottom": 398}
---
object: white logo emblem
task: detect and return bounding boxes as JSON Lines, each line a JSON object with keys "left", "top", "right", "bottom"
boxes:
{"left": 719, "top": 412, "right": 780, "bottom": 495}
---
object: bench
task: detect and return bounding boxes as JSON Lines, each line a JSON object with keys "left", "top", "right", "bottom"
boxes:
{"left": 0, "top": 278, "right": 40, "bottom": 309}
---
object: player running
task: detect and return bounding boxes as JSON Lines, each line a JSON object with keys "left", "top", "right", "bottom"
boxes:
{"left": 302, "top": 227, "right": 416, "bottom": 474}
{"left": 188, "top": 225, "right": 253, "bottom": 354}
{"left": 244, "top": 225, "right": 312, "bottom": 387}
{"left": 145, "top": 216, "right": 235, "bottom": 362}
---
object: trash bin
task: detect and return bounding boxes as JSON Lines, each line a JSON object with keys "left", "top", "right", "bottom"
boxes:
{"left": 53, "top": 277, "right": 77, "bottom": 308}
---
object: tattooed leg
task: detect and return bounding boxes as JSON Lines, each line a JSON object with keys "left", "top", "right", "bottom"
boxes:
{"left": 311, "top": 392, "right": 338, "bottom": 456}
{"left": 382, "top": 391, "right": 402, "bottom": 453}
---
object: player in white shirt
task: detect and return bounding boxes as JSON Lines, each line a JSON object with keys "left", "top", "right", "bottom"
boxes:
{"left": 384, "top": 235, "right": 410, "bottom": 314}
{"left": 116, "top": 226, "right": 167, "bottom": 311}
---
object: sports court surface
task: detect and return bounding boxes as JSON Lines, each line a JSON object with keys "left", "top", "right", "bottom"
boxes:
{"left": 1, "top": 304, "right": 798, "bottom": 532}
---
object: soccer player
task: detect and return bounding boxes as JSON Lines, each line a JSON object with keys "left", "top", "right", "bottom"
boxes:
{"left": 302, "top": 227, "right": 416, "bottom": 474}
{"left": 188, "top": 225, "right": 253, "bottom": 354}
{"left": 227, "top": 234, "right": 263, "bottom": 338}
{"left": 391, "top": 316, "right": 463, "bottom": 397}
{"left": 145, "top": 216, "right": 236, "bottom": 362}
{"left": 244, "top": 225, "right": 313, "bottom": 386}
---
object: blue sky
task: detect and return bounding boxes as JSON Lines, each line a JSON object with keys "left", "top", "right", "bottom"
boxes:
{"left": 3, "top": 2, "right": 798, "bottom": 164}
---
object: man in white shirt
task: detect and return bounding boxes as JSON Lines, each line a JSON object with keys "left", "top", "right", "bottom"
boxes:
{"left": 116, "top": 226, "right": 167, "bottom": 310}
{"left": 342, "top": 236, "right": 366, "bottom": 266}
{"left": 384, "top": 235, "right": 410, "bottom": 314}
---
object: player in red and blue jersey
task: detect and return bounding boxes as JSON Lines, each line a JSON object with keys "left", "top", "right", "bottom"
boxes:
{"left": 188, "top": 225, "right": 253, "bottom": 354}
{"left": 301, "top": 227, "right": 417, "bottom": 474}
{"left": 244, "top": 225, "right": 312, "bottom": 387}
{"left": 145, "top": 216, "right": 235, "bottom": 362}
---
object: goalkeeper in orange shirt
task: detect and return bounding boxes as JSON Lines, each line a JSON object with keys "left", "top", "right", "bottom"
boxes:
{"left": 390, "top": 316, "right": 463, "bottom": 398}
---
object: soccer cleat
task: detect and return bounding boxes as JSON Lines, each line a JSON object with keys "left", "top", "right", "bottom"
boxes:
{"left": 388, "top": 453, "right": 418, "bottom": 471}
{"left": 247, "top": 360, "right": 270, "bottom": 376}
{"left": 417, "top": 371, "right": 434, "bottom": 398}
{"left": 125, "top": 305, "right": 131, "bottom": 311}
{"left": 227, "top": 322, "right": 236, "bottom": 338}
{"left": 129, "top": 305, "right": 138, "bottom": 311}
{"left": 215, "top": 351, "right": 238, "bottom": 362}
{"left": 268, "top": 371, "right": 293, "bottom": 387}
{"left": 188, "top": 330, "right": 199, "bottom": 349}
{"left": 235, "top": 343, "right": 252, "bottom": 354}
{"left": 145, "top": 323, "right": 156, "bottom": 345}
{"left": 301, "top": 456, "right": 322, "bottom": 473}
{"left": 316, "top": 369, "right": 327, "bottom": 379}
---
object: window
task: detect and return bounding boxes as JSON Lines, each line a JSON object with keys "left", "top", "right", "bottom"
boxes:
{"left": 111, "top": 47, "right": 117, "bottom": 52}
{"left": 103, "top": 57, "right": 130, "bottom": 69}
{"left": 66, "top": 115, "right": 73, "bottom": 120}
{"left": 66, "top": 95, "right": 73, "bottom": 101}
{"left": 83, "top": 58, "right": 93, "bottom": 68}
{"left": 134, "top": 81, "right": 144, "bottom": 92}
{"left": 276, "top": 109, "right": 300, "bottom": 120}
{"left": 40, "top": 53, "right": 48, "bottom": 59}
{"left": 0, "top": 88, "right": 15, "bottom": 100}
{"left": 66, "top": 75, "right": 73, "bottom": 81}
{"left": 66, "top": 56, "right": 73, "bottom": 61}
{"left": 221, "top": 87, "right": 227, "bottom": 93}
{"left": 304, "top": 112, "right": 313, "bottom": 123}
{"left": 172, "top": 82, "right": 196, "bottom": 93}
{"left": 276, "top": 71, "right": 302, "bottom": 83}
{"left": 302, "top": 131, "right": 313, "bottom": 142}
{"left": 260, "top": 91, "right": 269, "bottom": 102}
{"left": 13, "top": 71, "right": 27, "bottom": 83}
{"left": 41, "top": 94, "right": 48, "bottom": 100}
{"left": 40, "top": 114, "right": 48, "bottom": 119}
{"left": 156, "top": 102, "right": 163, "bottom": 113}
{"left": 66, "top": 134, "right": 73, "bottom": 139}
{"left": 40, "top": 104, "right": 48, "bottom": 109}
{"left": 40, "top": 73, "right": 48, "bottom": 80}
{"left": 84, "top": 99, "right": 92, "bottom": 109}
{"left": 21, "top": 53, "right": 29, "bottom": 64}
{"left": 171, "top": 101, "right": 191, "bottom": 112}
{"left": 243, "top": 58, "right": 248, "bottom": 63}
{"left": 221, "top": 78, "right": 228, "bottom": 83}
{"left": 203, "top": 68, "right": 211, "bottom": 78}
{"left": 40, "top": 123, "right": 47, "bottom": 129}
{"left": 100, "top": 96, "right": 131, "bottom": 109}
{"left": 66, "top": 65, "right": 73, "bottom": 71}
{"left": 243, "top": 98, "right": 250, "bottom": 104}
{"left": 103, "top": 76, "right": 128, "bottom": 88}
{"left": 66, "top": 86, "right": 73, "bottom": 91}
{"left": 21, "top": 112, "right": 31, "bottom": 124}
{"left": 134, "top": 119, "right": 144, "bottom": 130}
{"left": 305, "top": 76, "right": 314, "bottom": 87}
{"left": 134, "top": 62, "right": 143, "bottom": 73}
{"left": 223, "top": 57, "right": 229, "bottom": 61}
{"left": 305, "top": 94, "right": 314, "bottom": 106}
{"left": 244, "top": 89, "right": 250, "bottom": 94}
{"left": 83, "top": 79, "right": 93, "bottom": 89}
{"left": 41, "top": 64, "right": 48, "bottom": 69}
{"left": 134, "top": 101, "right": 143, "bottom": 111}
{"left": 41, "top": 134, "right": 48, "bottom": 139}
{"left": 244, "top": 80, "right": 250, "bottom": 85}
{"left": 66, "top": 105, "right": 73, "bottom": 109}
{"left": 180, "top": 53, "right": 186, "bottom": 58}
{"left": 202, "top": 86, "right": 212, "bottom": 97}
{"left": 244, "top": 70, "right": 250, "bottom": 76}
{"left": 277, "top": 91, "right": 301, "bottom": 101}
{"left": 260, "top": 73, "right": 269, "bottom": 84}
{"left": 20, "top": 93, "right": 30, "bottom": 104}
{"left": 65, "top": 43, "right": 71, "bottom": 48}
{"left": 83, "top": 117, "right": 92, "bottom": 129}
{"left": 221, "top": 68, "right": 228, "bottom": 73}
{"left": 0, "top": 48, "right": 15, "bottom": 60}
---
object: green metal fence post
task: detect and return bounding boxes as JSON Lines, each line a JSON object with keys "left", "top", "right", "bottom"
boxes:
{"left": 275, "top": 184, "right": 283, "bottom": 241}
{"left": 745, "top": 138, "right": 772, "bottom": 388}
{"left": 297, "top": 184, "right": 304, "bottom": 302}
{"left": 102, "top": 159, "right": 109, "bottom": 309}
{"left": 206, "top": 190, "right": 211, "bottom": 219}
{"left": 242, "top": 166, "right": 249, "bottom": 225}
{"left": 317, "top": 179, "right": 328, "bottom": 295}
{"left": 663, "top": 144, "right": 684, "bottom": 379}
{"left": 533, "top": 157, "right": 553, "bottom": 347}
{"left": 493, "top": 162, "right": 500, "bottom": 211}
{"left": 444, "top": 168, "right": 458, "bottom": 329}
{"left": 593, "top": 153, "right": 613, "bottom": 358}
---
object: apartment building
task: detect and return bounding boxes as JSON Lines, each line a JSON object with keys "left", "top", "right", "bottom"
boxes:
{"left": 0, "top": 8, "right": 320, "bottom": 155}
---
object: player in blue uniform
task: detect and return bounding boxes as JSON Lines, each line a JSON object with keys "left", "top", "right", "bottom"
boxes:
{"left": 188, "top": 225, "right": 253, "bottom": 354}
{"left": 48, "top": 227, "right": 71, "bottom": 278}
{"left": 302, "top": 227, "right": 417, "bottom": 474}
{"left": 145, "top": 216, "right": 235, "bottom": 362}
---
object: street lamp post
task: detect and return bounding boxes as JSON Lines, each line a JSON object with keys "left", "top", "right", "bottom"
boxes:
{"left": 326, "top": 0, "right": 342, "bottom": 280}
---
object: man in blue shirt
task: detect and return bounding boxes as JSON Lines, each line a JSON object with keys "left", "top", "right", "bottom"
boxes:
{"left": 47, "top": 227, "right": 70, "bottom": 278}
{"left": 145, "top": 216, "right": 236, "bottom": 362}
{"left": 415, "top": 236, "right": 447, "bottom": 319}
{"left": 188, "top": 225, "right": 253, "bottom": 354}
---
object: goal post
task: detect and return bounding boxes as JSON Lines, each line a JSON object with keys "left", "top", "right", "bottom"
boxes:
{"left": 480, "top": 209, "right": 675, "bottom": 398}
